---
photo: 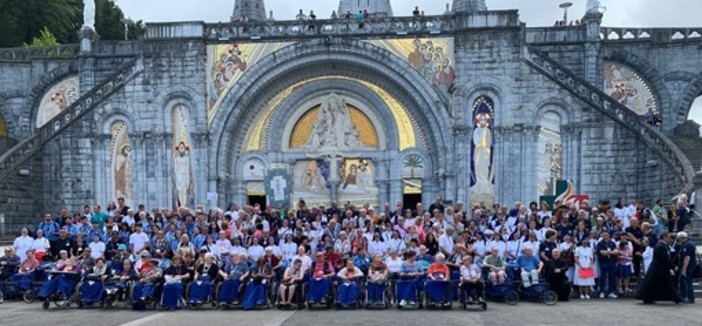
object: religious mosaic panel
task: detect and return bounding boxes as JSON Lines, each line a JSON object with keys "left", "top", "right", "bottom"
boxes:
{"left": 206, "top": 42, "right": 294, "bottom": 124}
{"left": 110, "top": 121, "right": 132, "bottom": 204}
{"left": 172, "top": 105, "right": 196, "bottom": 208}
{"left": 36, "top": 76, "right": 79, "bottom": 127}
{"left": 470, "top": 96, "right": 495, "bottom": 207}
{"left": 338, "top": 159, "right": 379, "bottom": 206}
{"left": 292, "top": 159, "right": 332, "bottom": 208}
{"left": 367, "top": 37, "right": 455, "bottom": 88}
{"left": 603, "top": 61, "right": 659, "bottom": 116}
{"left": 402, "top": 154, "right": 425, "bottom": 179}
{"left": 536, "top": 111, "right": 563, "bottom": 196}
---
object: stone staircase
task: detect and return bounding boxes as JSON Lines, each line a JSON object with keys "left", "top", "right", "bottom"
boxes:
{"left": 0, "top": 58, "right": 143, "bottom": 180}
{"left": 521, "top": 47, "right": 697, "bottom": 196}
{"left": 670, "top": 136, "right": 702, "bottom": 172}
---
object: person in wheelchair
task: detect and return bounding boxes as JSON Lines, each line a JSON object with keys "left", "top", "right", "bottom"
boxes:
{"left": 109, "top": 259, "right": 137, "bottom": 302}
{"left": 6, "top": 249, "right": 38, "bottom": 297}
{"left": 131, "top": 258, "right": 162, "bottom": 307}
{"left": 336, "top": 258, "right": 363, "bottom": 308}
{"left": 307, "top": 251, "right": 335, "bottom": 305}
{"left": 79, "top": 258, "right": 112, "bottom": 306}
{"left": 516, "top": 247, "right": 543, "bottom": 288}
{"left": 188, "top": 253, "right": 223, "bottom": 305}
{"left": 397, "top": 251, "right": 424, "bottom": 307}
{"left": 38, "top": 257, "right": 80, "bottom": 301}
{"left": 0, "top": 247, "right": 20, "bottom": 281}
{"left": 425, "top": 253, "right": 452, "bottom": 308}
{"left": 459, "top": 255, "right": 484, "bottom": 304}
{"left": 162, "top": 255, "right": 190, "bottom": 309}
{"left": 483, "top": 246, "right": 507, "bottom": 284}
{"left": 278, "top": 258, "right": 304, "bottom": 308}
{"left": 219, "top": 252, "right": 250, "bottom": 306}
{"left": 242, "top": 256, "right": 274, "bottom": 309}
{"left": 366, "top": 254, "right": 389, "bottom": 305}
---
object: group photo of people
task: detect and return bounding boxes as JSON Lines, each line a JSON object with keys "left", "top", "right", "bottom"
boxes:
{"left": 0, "top": 194, "right": 698, "bottom": 311}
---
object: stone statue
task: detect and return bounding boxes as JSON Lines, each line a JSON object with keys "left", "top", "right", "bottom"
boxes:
{"left": 303, "top": 93, "right": 367, "bottom": 150}
{"left": 472, "top": 113, "right": 493, "bottom": 185}
{"left": 83, "top": 0, "right": 96, "bottom": 29}
{"left": 586, "top": 0, "right": 601, "bottom": 13}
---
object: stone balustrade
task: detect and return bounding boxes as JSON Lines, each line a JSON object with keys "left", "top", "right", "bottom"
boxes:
{"left": 522, "top": 47, "right": 696, "bottom": 195}
{"left": 0, "top": 44, "right": 79, "bottom": 62}
{"left": 600, "top": 27, "right": 702, "bottom": 42}
{"left": 144, "top": 11, "right": 521, "bottom": 43}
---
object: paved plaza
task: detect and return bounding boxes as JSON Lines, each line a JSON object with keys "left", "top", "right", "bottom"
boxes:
{"left": 0, "top": 299, "right": 699, "bottom": 326}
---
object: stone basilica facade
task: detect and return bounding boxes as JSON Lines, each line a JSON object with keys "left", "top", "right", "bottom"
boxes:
{"left": 0, "top": 0, "right": 701, "bottom": 228}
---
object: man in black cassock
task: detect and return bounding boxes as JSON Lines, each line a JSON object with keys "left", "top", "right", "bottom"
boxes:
{"left": 545, "top": 248, "right": 570, "bottom": 301}
{"left": 635, "top": 232, "right": 680, "bottom": 304}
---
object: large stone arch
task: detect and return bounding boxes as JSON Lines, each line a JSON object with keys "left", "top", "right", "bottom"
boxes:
{"left": 209, "top": 39, "right": 452, "bottom": 200}
{"left": 603, "top": 51, "right": 673, "bottom": 130}
{"left": 676, "top": 70, "right": 702, "bottom": 127}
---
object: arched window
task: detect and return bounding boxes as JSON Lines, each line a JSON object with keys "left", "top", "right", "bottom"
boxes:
{"left": 470, "top": 96, "right": 495, "bottom": 188}
{"left": 537, "top": 111, "right": 563, "bottom": 196}
{"left": 689, "top": 95, "right": 702, "bottom": 129}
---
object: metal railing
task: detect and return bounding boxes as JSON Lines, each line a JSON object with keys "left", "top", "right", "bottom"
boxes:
{"left": 0, "top": 59, "right": 143, "bottom": 179}
{"left": 523, "top": 47, "right": 696, "bottom": 195}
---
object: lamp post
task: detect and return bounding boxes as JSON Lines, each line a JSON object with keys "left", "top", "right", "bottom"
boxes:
{"left": 559, "top": 2, "right": 573, "bottom": 23}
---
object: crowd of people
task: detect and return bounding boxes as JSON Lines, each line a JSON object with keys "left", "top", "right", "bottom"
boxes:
{"left": 0, "top": 194, "right": 698, "bottom": 309}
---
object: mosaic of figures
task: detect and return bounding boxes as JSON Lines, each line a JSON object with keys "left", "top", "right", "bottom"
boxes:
{"left": 36, "top": 76, "right": 79, "bottom": 128}
{"left": 206, "top": 42, "right": 293, "bottom": 124}
{"left": 536, "top": 112, "right": 563, "bottom": 196}
{"left": 172, "top": 105, "right": 196, "bottom": 208}
{"left": 603, "top": 61, "right": 659, "bottom": 117}
{"left": 291, "top": 158, "right": 378, "bottom": 207}
{"left": 110, "top": 121, "right": 132, "bottom": 204}
{"left": 368, "top": 37, "right": 455, "bottom": 88}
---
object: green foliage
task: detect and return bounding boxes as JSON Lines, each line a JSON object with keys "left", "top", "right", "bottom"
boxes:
{"left": 0, "top": 0, "right": 144, "bottom": 48}
{"left": 25, "top": 26, "right": 59, "bottom": 47}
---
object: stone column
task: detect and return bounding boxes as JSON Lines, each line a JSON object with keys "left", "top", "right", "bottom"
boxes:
{"left": 523, "top": 126, "right": 538, "bottom": 201}
{"left": 454, "top": 124, "right": 471, "bottom": 206}
{"left": 582, "top": 12, "right": 603, "bottom": 87}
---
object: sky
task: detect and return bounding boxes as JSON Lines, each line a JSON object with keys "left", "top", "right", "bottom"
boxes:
{"left": 116, "top": 0, "right": 702, "bottom": 126}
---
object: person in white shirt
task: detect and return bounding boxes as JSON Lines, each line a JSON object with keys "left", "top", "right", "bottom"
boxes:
{"left": 88, "top": 235, "right": 106, "bottom": 259}
{"left": 129, "top": 224, "right": 149, "bottom": 254}
{"left": 216, "top": 231, "right": 232, "bottom": 256}
{"left": 247, "top": 237, "right": 265, "bottom": 261}
{"left": 31, "top": 230, "right": 51, "bottom": 259}
{"left": 291, "top": 246, "right": 312, "bottom": 272}
{"left": 368, "top": 232, "right": 387, "bottom": 257}
{"left": 14, "top": 228, "right": 34, "bottom": 262}
{"left": 334, "top": 231, "right": 352, "bottom": 257}
{"left": 384, "top": 249, "right": 404, "bottom": 274}
{"left": 121, "top": 213, "right": 135, "bottom": 227}
{"left": 439, "top": 227, "right": 455, "bottom": 256}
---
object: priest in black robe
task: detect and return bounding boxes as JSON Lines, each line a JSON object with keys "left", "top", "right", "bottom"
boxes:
{"left": 635, "top": 232, "right": 680, "bottom": 304}
{"left": 545, "top": 248, "right": 570, "bottom": 301}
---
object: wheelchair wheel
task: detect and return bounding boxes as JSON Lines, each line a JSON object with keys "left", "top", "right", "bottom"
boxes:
{"left": 504, "top": 290, "right": 519, "bottom": 305}
{"left": 0, "top": 290, "right": 4, "bottom": 304}
{"left": 480, "top": 301, "right": 487, "bottom": 311}
{"left": 542, "top": 290, "right": 558, "bottom": 305}
{"left": 23, "top": 289, "right": 37, "bottom": 303}
{"left": 42, "top": 300, "right": 50, "bottom": 310}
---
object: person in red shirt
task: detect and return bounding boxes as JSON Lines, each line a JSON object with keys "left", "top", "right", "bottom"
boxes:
{"left": 324, "top": 246, "right": 343, "bottom": 270}
{"left": 425, "top": 253, "right": 452, "bottom": 307}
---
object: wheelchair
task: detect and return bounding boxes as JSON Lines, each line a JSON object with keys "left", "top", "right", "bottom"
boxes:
{"left": 131, "top": 280, "right": 163, "bottom": 310}
{"left": 217, "top": 277, "right": 248, "bottom": 309}
{"left": 102, "top": 279, "right": 134, "bottom": 308}
{"left": 75, "top": 276, "right": 110, "bottom": 308}
{"left": 335, "top": 278, "right": 364, "bottom": 309}
{"left": 422, "top": 279, "right": 453, "bottom": 310}
{"left": 38, "top": 271, "right": 81, "bottom": 310}
{"left": 306, "top": 276, "right": 335, "bottom": 310}
{"left": 275, "top": 280, "right": 306, "bottom": 310}
{"left": 365, "top": 277, "right": 392, "bottom": 309}
{"left": 512, "top": 268, "right": 558, "bottom": 305}
{"left": 483, "top": 267, "right": 519, "bottom": 305}
{"left": 186, "top": 277, "right": 218, "bottom": 309}
{"left": 458, "top": 280, "right": 488, "bottom": 311}
{"left": 396, "top": 274, "right": 424, "bottom": 309}
{"left": 241, "top": 276, "right": 274, "bottom": 310}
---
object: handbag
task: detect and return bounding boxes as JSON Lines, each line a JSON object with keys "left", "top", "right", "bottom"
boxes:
{"left": 578, "top": 267, "right": 595, "bottom": 279}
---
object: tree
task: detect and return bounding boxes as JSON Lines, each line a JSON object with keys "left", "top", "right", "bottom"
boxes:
{"left": 0, "top": 0, "right": 143, "bottom": 48}
{"left": 25, "top": 27, "right": 59, "bottom": 47}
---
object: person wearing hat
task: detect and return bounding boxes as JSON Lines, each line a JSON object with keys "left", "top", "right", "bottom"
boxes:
{"left": 676, "top": 231, "right": 697, "bottom": 303}
{"left": 636, "top": 232, "right": 680, "bottom": 304}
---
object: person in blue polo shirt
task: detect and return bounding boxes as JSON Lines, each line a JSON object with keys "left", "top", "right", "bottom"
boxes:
{"left": 516, "top": 246, "right": 543, "bottom": 287}
{"left": 596, "top": 231, "right": 619, "bottom": 298}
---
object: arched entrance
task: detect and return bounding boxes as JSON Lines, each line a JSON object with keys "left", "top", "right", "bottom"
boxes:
{"left": 209, "top": 39, "right": 454, "bottom": 208}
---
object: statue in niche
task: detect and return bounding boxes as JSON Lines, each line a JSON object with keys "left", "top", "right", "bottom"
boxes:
{"left": 114, "top": 145, "right": 132, "bottom": 201}
{"left": 172, "top": 106, "right": 195, "bottom": 208}
{"left": 586, "top": 0, "right": 601, "bottom": 14}
{"left": 303, "top": 93, "right": 368, "bottom": 150}
{"left": 173, "top": 141, "right": 192, "bottom": 207}
{"left": 472, "top": 113, "right": 493, "bottom": 185}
